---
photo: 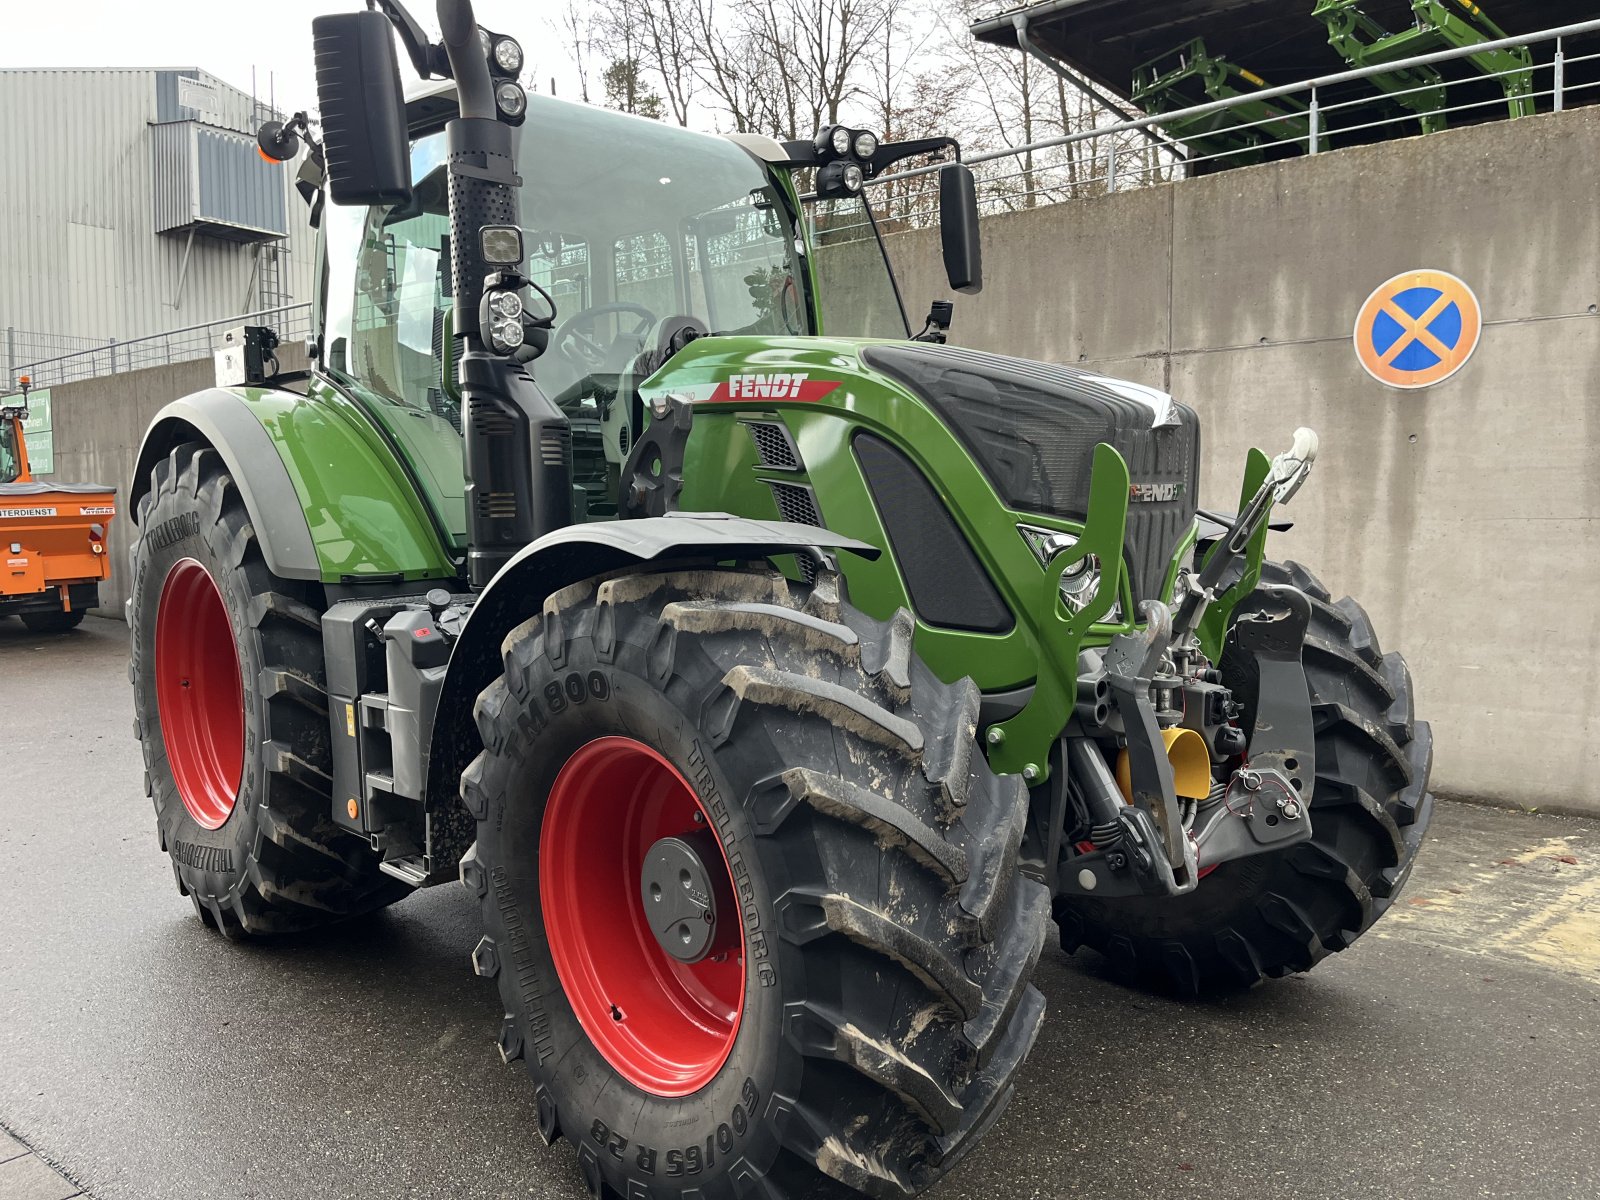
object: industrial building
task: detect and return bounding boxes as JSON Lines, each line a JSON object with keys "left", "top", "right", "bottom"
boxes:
{"left": 0, "top": 67, "right": 313, "bottom": 382}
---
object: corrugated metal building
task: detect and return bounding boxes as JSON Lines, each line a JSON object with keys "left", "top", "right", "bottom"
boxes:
{"left": 0, "top": 67, "right": 315, "bottom": 367}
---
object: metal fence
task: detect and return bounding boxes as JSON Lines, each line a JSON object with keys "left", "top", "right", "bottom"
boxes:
{"left": 855, "top": 16, "right": 1600, "bottom": 236}
{"left": 6, "top": 303, "right": 313, "bottom": 391}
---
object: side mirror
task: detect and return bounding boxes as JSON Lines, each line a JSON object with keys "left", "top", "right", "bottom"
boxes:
{"left": 938, "top": 163, "right": 983, "bottom": 295}
{"left": 311, "top": 11, "right": 413, "bottom": 207}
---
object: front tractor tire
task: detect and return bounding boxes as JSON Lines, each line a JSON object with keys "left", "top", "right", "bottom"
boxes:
{"left": 1055, "top": 560, "right": 1435, "bottom": 994}
{"left": 462, "top": 568, "right": 1048, "bottom": 1199}
{"left": 129, "top": 442, "right": 408, "bottom": 935}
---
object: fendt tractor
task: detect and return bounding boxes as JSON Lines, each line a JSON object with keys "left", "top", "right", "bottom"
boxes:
{"left": 125, "top": 1, "right": 1434, "bottom": 1195}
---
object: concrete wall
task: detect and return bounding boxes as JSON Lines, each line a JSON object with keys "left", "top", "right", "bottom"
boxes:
{"left": 873, "top": 106, "right": 1600, "bottom": 814}
{"left": 34, "top": 345, "right": 308, "bottom": 618}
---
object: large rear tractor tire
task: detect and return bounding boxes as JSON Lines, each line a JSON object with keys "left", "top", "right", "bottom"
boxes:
{"left": 21, "top": 609, "right": 86, "bottom": 633}
{"left": 462, "top": 567, "right": 1048, "bottom": 1199}
{"left": 129, "top": 442, "right": 409, "bottom": 936}
{"left": 1055, "top": 559, "right": 1434, "bottom": 994}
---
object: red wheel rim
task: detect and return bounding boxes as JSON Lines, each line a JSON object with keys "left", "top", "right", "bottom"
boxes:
{"left": 155, "top": 558, "right": 244, "bottom": 830}
{"left": 541, "top": 737, "right": 746, "bottom": 1096}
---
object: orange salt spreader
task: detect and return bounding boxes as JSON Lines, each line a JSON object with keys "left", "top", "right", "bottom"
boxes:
{"left": 1, "top": 378, "right": 115, "bottom": 633}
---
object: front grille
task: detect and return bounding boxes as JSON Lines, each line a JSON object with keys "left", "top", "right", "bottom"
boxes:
{"left": 861, "top": 342, "right": 1200, "bottom": 603}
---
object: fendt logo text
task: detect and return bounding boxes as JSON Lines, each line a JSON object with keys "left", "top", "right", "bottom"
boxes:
{"left": 1129, "top": 482, "right": 1184, "bottom": 503}
{"left": 706, "top": 373, "right": 842, "bottom": 404}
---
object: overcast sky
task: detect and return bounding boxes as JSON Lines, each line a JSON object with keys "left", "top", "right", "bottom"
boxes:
{"left": 3, "top": 0, "right": 583, "bottom": 117}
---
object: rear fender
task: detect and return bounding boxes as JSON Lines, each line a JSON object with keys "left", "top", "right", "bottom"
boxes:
{"left": 420, "top": 515, "right": 878, "bottom": 873}
{"left": 131, "top": 390, "right": 321, "bottom": 579}
{"left": 130, "top": 386, "right": 457, "bottom": 584}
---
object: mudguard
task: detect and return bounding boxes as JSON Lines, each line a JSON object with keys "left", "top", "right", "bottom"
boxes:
{"left": 419, "top": 514, "right": 880, "bottom": 876}
{"left": 130, "top": 387, "right": 457, "bottom": 584}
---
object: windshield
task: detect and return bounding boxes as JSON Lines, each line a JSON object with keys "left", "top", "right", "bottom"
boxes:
{"left": 323, "top": 97, "right": 816, "bottom": 414}
{"left": 0, "top": 420, "right": 19, "bottom": 484}
{"left": 808, "top": 196, "right": 909, "bottom": 339}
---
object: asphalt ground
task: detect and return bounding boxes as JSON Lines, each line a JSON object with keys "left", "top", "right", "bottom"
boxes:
{"left": 3, "top": 616, "right": 1598, "bottom": 1200}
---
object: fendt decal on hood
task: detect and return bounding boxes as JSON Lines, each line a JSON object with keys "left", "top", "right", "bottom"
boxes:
{"left": 641, "top": 374, "right": 842, "bottom": 406}
{"left": 1129, "top": 481, "right": 1185, "bottom": 503}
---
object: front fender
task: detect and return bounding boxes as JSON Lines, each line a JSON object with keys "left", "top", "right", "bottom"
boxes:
{"left": 420, "top": 514, "right": 878, "bottom": 870}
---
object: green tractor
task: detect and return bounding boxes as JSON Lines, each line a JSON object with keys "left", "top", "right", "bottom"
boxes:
{"left": 125, "top": 1, "right": 1433, "bottom": 1195}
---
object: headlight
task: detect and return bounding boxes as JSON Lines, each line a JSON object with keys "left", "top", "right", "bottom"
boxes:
{"left": 830, "top": 126, "right": 852, "bottom": 157}
{"left": 488, "top": 289, "right": 524, "bottom": 319}
{"left": 495, "top": 81, "right": 527, "bottom": 119}
{"left": 853, "top": 130, "right": 878, "bottom": 160}
{"left": 488, "top": 316, "right": 525, "bottom": 353}
{"left": 1017, "top": 524, "right": 1120, "bottom": 620}
{"left": 842, "top": 163, "right": 864, "bottom": 192}
{"left": 492, "top": 37, "right": 524, "bottom": 76}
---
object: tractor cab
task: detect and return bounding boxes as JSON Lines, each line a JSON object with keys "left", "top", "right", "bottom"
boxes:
{"left": 314, "top": 88, "right": 923, "bottom": 524}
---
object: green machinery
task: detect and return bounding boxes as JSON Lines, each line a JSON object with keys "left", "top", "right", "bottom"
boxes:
{"left": 122, "top": 1, "right": 1435, "bottom": 1196}
{"left": 1131, "top": 38, "right": 1315, "bottom": 165}
{"left": 1314, "top": 0, "right": 1536, "bottom": 131}
{"left": 1135, "top": 1, "right": 1535, "bottom": 161}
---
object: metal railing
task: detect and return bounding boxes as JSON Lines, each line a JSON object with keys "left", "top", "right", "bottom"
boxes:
{"left": 849, "top": 17, "right": 1600, "bottom": 236}
{"left": 6, "top": 303, "right": 313, "bottom": 391}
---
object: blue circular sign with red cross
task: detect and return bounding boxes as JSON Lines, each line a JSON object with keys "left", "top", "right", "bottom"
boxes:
{"left": 1354, "top": 270, "right": 1482, "bottom": 389}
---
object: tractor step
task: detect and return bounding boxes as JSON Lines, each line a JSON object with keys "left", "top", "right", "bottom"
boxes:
{"left": 377, "top": 855, "right": 429, "bottom": 886}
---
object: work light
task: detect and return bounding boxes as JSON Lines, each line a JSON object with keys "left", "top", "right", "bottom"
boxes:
{"left": 479, "top": 224, "right": 524, "bottom": 266}
{"left": 488, "top": 289, "right": 524, "bottom": 320}
{"left": 495, "top": 81, "right": 527, "bottom": 120}
{"left": 492, "top": 36, "right": 524, "bottom": 77}
{"left": 853, "top": 130, "right": 878, "bottom": 160}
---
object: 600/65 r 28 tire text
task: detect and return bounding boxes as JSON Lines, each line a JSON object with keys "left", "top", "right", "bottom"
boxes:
{"left": 462, "top": 567, "right": 1048, "bottom": 1199}
{"left": 128, "top": 441, "right": 408, "bottom": 935}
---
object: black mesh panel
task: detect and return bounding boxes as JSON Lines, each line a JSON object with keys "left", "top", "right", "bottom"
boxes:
{"left": 854, "top": 433, "right": 1013, "bottom": 634}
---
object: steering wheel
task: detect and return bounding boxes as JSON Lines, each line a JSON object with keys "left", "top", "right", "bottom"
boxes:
{"left": 553, "top": 302, "right": 657, "bottom": 373}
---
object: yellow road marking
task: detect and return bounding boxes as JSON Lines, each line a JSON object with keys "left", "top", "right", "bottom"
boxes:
{"left": 1378, "top": 834, "right": 1600, "bottom": 985}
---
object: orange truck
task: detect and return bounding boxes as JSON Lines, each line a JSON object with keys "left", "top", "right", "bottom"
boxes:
{"left": 1, "top": 381, "right": 115, "bottom": 632}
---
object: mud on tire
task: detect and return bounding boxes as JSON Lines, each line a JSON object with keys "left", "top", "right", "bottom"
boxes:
{"left": 129, "top": 441, "right": 409, "bottom": 935}
{"left": 1055, "top": 559, "right": 1434, "bottom": 995}
{"left": 462, "top": 567, "right": 1048, "bottom": 1198}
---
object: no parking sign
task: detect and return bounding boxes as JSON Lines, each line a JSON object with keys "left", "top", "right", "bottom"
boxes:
{"left": 1354, "top": 270, "right": 1481, "bottom": 389}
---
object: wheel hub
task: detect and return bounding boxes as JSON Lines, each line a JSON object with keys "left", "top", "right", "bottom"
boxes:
{"left": 540, "top": 737, "right": 746, "bottom": 1096}
{"left": 640, "top": 833, "right": 732, "bottom": 963}
{"left": 154, "top": 557, "right": 243, "bottom": 830}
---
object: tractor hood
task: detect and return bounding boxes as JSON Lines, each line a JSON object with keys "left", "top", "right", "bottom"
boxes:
{"left": 640, "top": 335, "right": 1201, "bottom": 604}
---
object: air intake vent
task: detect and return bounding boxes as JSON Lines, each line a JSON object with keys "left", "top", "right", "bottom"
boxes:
{"left": 470, "top": 400, "right": 514, "bottom": 437}
{"left": 475, "top": 493, "right": 517, "bottom": 519}
{"left": 767, "top": 481, "right": 823, "bottom": 583}
{"left": 768, "top": 481, "right": 821, "bottom": 527}
{"left": 744, "top": 421, "right": 800, "bottom": 471}
{"left": 854, "top": 432, "right": 1013, "bottom": 634}
{"left": 541, "top": 427, "right": 572, "bottom": 467}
